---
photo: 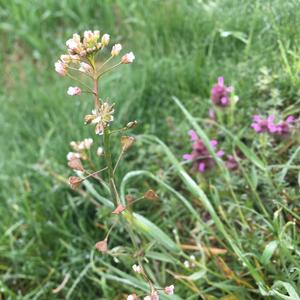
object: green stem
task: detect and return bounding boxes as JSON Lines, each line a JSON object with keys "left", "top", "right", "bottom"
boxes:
{"left": 103, "top": 127, "right": 120, "bottom": 205}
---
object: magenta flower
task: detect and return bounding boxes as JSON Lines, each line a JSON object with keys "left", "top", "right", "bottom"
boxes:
{"left": 183, "top": 130, "right": 224, "bottom": 173}
{"left": 251, "top": 115, "right": 277, "bottom": 133}
{"left": 211, "top": 77, "right": 233, "bottom": 107}
{"left": 274, "top": 116, "right": 294, "bottom": 135}
{"left": 251, "top": 115, "right": 295, "bottom": 136}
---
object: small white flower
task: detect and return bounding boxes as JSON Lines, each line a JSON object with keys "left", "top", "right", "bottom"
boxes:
{"left": 96, "top": 147, "right": 104, "bottom": 156}
{"left": 83, "top": 138, "right": 93, "bottom": 149}
{"left": 121, "top": 52, "right": 135, "bottom": 64}
{"left": 67, "top": 152, "right": 80, "bottom": 161}
{"left": 184, "top": 260, "right": 190, "bottom": 268}
{"left": 67, "top": 86, "right": 81, "bottom": 96}
{"left": 101, "top": 34, "right": 110, "bottom": 46}
{"left": 111, "top": 43, "right": 122, "bottom": 56}
{"left": 79, "top": 62, "right": 93, "bottom": 74}
{"left": 127, "top": 295, "right": 137, "bottom": 300}
{"left": 132, "top": 264, "right": 142, "bottom": 273}
{"left": 54, "top": 61, "right": 67, "bottom": 76}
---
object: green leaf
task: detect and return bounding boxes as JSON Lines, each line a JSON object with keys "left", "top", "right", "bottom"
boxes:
{"left": 261, "top": 240, "right": 278, "bottom": 265}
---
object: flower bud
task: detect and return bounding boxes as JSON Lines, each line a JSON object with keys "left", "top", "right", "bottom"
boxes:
{"left": 54, "top": 61, "right": 68, "bottom": 76}
{"left": 96, "top": 147, "right": 104, "bottom": 156}
{"left": 95, "top": 239, "right": 108, "bottom": 252}
{"left": 68, "top": 176, "right": 83, "bottom": 190}
{"left": 67, "top": 86, "right": 81, "bottom": 96}
{"left": 79, "top": 62, "right": 93, "bottom": 74}
{"left": 121, "top": 52, "right": 135, "bottom": 64}
{"left": 127, "top": 294, "right": 137, "bottom": 300}
{"left": 121, "top": 136, "right": 135, "bottom": 151}
{"left": 68, "top": 158, "right": 84, "bottom": 171}
{"left": 144, "top": 189, "right": 159, "bottom": 200}
{"left": 164, "top": 285, "right": 174, "bottom": 295}
{"left": 111, "top": 43, "right": 122, "bottom": 56}
{"left": 67, "top": 152, "right": 80, "bottom": 161}
{"left": 126, "top": 120, "right": 138, "bottom": 129}
{"left": 132, "top": 264, "right": 142, "bottom": 273}
{"left": 101, "top": 34, "right": 110, "bottom": 46}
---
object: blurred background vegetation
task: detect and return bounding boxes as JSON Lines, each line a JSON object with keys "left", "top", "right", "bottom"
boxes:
{"left": 1, "top": 0, "right": 300, "bottom": 299}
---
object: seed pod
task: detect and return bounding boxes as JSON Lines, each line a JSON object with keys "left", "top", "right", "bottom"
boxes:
{"left": 95, "top": 239, "right": 108, "bottom": 252}
{"left": 144, "top": 189, "right": 159, "bottom": 200}
{"left": 68, "top": 176, "right": 83, "bottom": 190}
{"left": 121, "top": 136, "right": 135, "bottom": 151}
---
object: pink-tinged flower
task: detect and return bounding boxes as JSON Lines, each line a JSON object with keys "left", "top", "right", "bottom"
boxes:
{"left": 95, "top": 239, "right": 108, "bottom": 252}
{"left": 111, "top": 43, "right": 122, "bottom": 56}
{"left": 112, "top": 204, "right": 126, "bottom": 214}
{"left": 67, "top": 86, "right": 81, "bottom": 96}
{"left": 183, "top": 130, "right": 223, "bottom": 173}
{"left": 83, "top": 30, "right": 100, "bottom": 49}
{"left": 164, "top": 285, "right": 174, "bottom": 295}
{"left": 127, "top": 294, "right": 137, "bottom": 300}
{"left": 211, "top": 76, "right": 233, "bottom": 107}
{"left": 121, "top": 52, "right": 135, "bottom": 64}
{"left": 54, "top": 60, "right": 68, "bottom": 76}
{"left": 132, "top": 264, "right": 142, "bottom": 273}
{"left": 67, "top": 152, "right": 81, "bottom": 161}
{"left": 251, "top": 115, "right": 277, "bottom": 133}
{"left": 79, "top": 62, "right": 93, "bottom": 74}
{"left": 274, "top": 116, "right": 294, "bottom": 135}
{"left": 144, "top": 291, "right": 159, "bottom": 300}
{"left": 101, "top": 34, "right": 110, "bottom": 46}
{"left": 66, "top": 33, "right": 83, "bottom": 55}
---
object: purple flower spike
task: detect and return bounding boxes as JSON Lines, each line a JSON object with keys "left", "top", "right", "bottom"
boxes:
{"left": 183, "top": 130, "right": 223, "bottom": 173}
{"left": 211, "top": 76, "right": 233, "bottom": 107}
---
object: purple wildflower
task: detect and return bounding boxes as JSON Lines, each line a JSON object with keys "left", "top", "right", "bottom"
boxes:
{"left": 251, "top": 115, "right": 295, "bottom": 136}
{"left": 251, "top": 115, "right": 277, "bottom": 133}
{"left": 183, "top": 130, "right": 224, "bottom": 173}
{"left": 211, "top": 77, "right": 233, "bottom": 107}
{"left": 274, "top": 116, "right": 294, "bottom": 136}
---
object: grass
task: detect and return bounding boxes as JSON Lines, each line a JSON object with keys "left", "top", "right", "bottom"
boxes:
{"left": 1, "top": 0, "right": 300, "bottom": 299}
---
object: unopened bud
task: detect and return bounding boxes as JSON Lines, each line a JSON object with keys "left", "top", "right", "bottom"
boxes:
{"left": 84, "top": 114, "right": 95, "bottom": 125}
{"left": 144, "top": 189, "right": 159, "bottom": 200}
{"left": 68, "top": 176, "right": 83, "bottom": 190}
{"left": 125, "top": 194, "right": 134, "bottom": 204}
{"left": 126, "top": 120, "right": 138, "bottom": 129}
{"left": 121, "top": 136, "right": 135, "bottom": 151}
{"left": 67, "top": 158, "right": 84, "bottom": 171}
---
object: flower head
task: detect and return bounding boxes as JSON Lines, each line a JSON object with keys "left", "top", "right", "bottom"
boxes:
{"left": 55, "top": 60, "right": 68, "bottom": 76}
{"left": 183, "top": 130, "right": 223, "bottom": 173}
{"left": 251, "top": 115, "right": 276, "bottom": 133}
{"left": 127, "top": 294, "right": 137, "bottom": 300}
{"left": 164, "top": 285, "right": 174, "bottom": 295}
{"left": 66, "top": 33, "right": 83, "bottom": 55}
{"left": 211, "top": 77, "right": 233, "bottom": 107}
{"left": 67, "top": 86, "right": 81, "bottom": 96}
{"left": 121, "top": 52, "right": 135, "bottom": 64}
{"left": 274, "top": 116, "right": 294, "bottom": 135}
{"left": 111, "top": 43, "right": 122, "bottom": 56}
{"left": 85, "top": 102, "right": 114, "bottom": 135}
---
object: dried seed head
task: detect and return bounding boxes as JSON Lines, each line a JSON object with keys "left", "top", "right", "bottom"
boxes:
{"left": 95, "top": 239, "right": 108, "bottom": 252}
{"left": 67, "top": 158, "right": 84, "bottom": 171}
{"left": 144, "top": 189, "right": 159, "bottom": 200}
{"left": 112, "top": 204, "right": 126, "bottom": 215}
{"left": 68, "top": 176, "right": 83, "bottom": 190}
{"left": 126, "top": 120, "right": 138, "bottom": 129}
{"left": 121, "top": 136, "right": 135, "bottom": 151}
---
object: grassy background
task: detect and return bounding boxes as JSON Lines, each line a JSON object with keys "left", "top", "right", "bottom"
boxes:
{"left": 1, "top": 0, "right": 300, "bottom": 299}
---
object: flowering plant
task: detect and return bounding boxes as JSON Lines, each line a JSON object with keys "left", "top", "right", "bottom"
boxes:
{"left": 54, "top": 30, "right": 173, "bottom": 299}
